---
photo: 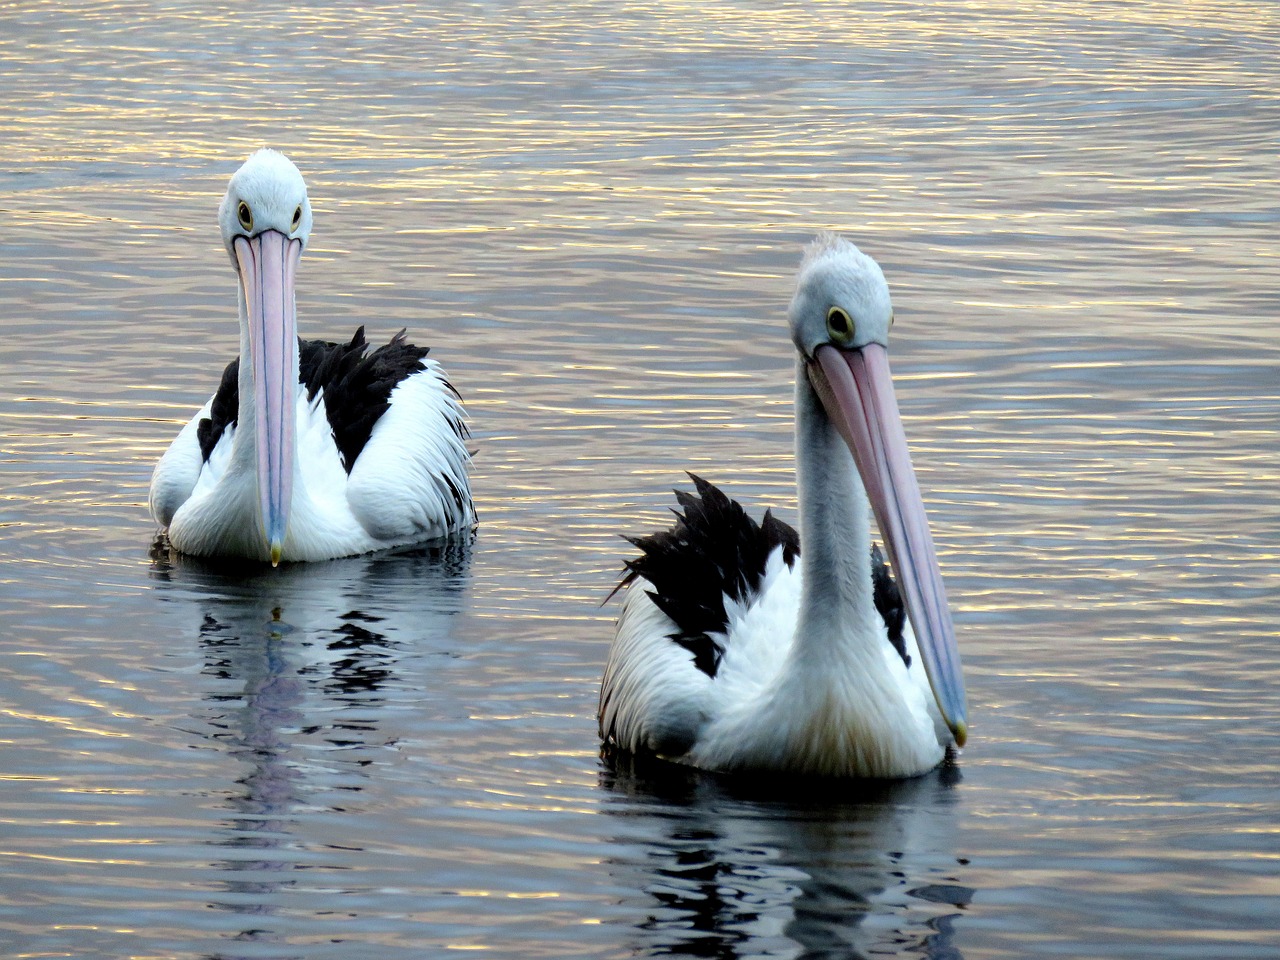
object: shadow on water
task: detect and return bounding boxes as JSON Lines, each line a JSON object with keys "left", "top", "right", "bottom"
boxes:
{"left": 600, "top": 751, "right": 972, "bottom": 960}
{"left": 147, "top": 540, "right": 474, "bottom": 959}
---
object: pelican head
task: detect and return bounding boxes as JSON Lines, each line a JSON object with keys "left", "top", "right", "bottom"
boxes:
{"left": 788, "top": 233, "right": 968, "bottom": 746}
{"left": 218, "top": 149, "right": 313, "bottom": 565}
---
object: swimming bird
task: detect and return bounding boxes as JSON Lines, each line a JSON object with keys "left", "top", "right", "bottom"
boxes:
{"left": 599, "top": 234, "right": 967, "bottom": 779}
{"left": 149, "top": 149, "right": 474, "bottom": 564}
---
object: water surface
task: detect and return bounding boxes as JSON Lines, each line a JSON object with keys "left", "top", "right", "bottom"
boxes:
{"left": 1, "top": 3, "right": 1278, "bottom": 958}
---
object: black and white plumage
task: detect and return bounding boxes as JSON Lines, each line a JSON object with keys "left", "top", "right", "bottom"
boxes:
{"left": 149, "top": 150, "right": 474, "bottom": 564}
{"left": 599, "top": 235, "right": 967, "bottom": 779}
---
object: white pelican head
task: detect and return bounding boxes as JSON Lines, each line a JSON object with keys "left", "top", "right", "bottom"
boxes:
{"left": 218, "top": 148, "right": 313, "bottom": 256}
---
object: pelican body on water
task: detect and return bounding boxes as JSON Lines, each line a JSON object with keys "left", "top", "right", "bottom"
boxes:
{"left": 149, "top": 150, "right": 474, "bottom": 564}
{"left": 600, "top": 235, "right": 967, "bottom": 779}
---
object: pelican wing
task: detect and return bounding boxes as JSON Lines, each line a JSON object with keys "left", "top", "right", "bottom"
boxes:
{"left": 299, "top": 328, "right": 424, "bottom": 471}
{"left": 331, "top": 329, "right": 474, "bottom": 541}
{"left": 148, "top": 397, "right": 215, "bottom": 528}
{"left": 599, "top": 475, "right": 800, "bottom": 756}
{"left": 600, "top": 582, "right": 718, "bottom": 757}
{"left": 599, "top": 476, "right": 912, "bottom": 761}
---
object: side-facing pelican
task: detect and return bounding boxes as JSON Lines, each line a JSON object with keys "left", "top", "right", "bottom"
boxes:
{"left": 149, "top": 149, "right": 474, "bottom": 564}
{"left": 599, "top": 234, "right": 967, "bottom": 779}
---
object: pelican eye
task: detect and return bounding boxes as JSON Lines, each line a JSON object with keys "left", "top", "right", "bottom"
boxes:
{"left": 236, "top": 201, "right": 253, "bottom": 232}
{"left": 291, "top": 204, "right": 302, "bottom": 231}
{"left": 826, "top": 306, "right": 855, "bottom": 345}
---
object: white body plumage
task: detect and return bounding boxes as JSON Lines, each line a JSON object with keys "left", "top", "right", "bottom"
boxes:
{"left": 150, "top": 358, "right": 473, "bottom": 562}
{"left": 604, "top": 550, "right": 948, "bottom": 779}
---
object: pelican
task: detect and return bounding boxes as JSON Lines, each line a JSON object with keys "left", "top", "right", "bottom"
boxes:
{"left": 149, "top": 149, "right": 474, "bottom": 564}
{"left": 599, "top": 234, "right": 967, "bottom": 779}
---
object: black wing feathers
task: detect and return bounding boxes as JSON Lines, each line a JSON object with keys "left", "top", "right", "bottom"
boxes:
{"left": 195, "top": 326, "right": 457, "bottom": 473}
{"left": 299, "top": 326, "right": 432, "bottom": 472}
{"left": 615, "top": 474, "right": 800, "bottom": 678}
{"left": 197, "top": 357, "right": 241, "bottom": 462}
{"left": 871, "top": 543, "right": 909, "bottom": 667}
{"left": 614, "top": 475, "right": 910, "bottom": 677}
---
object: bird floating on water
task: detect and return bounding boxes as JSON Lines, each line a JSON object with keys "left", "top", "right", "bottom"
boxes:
{"left": 149, "top": 149, "right": 474, "bottom": 564}
{"left": 599, "top": 234, "right": 967, "bottom": 779}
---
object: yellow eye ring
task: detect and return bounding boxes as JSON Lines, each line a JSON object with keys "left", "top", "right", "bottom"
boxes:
{"left": 291, "top": 204, "right": 302, "bottom": 231}
{"left": 826, "top": 306, "right": 855, "bottom": 345}
{"left": 236, "top": 201, "right": 253, "bottom": 232}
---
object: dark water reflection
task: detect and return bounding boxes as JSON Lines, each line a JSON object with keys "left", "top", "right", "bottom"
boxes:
{"left": 602, "top": 756, "right": 971, "bottom": 959}
{"left": 147, "top": 546, "right": 473, "bottom": 956}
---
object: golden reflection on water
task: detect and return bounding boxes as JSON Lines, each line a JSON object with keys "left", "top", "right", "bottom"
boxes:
{"left": 1, "top": 2, "right": 1279, "bottom": 956}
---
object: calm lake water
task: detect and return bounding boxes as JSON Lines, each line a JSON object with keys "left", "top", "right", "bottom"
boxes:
{"left": 2, "top": 2, "right": 1278, "bottom": 958}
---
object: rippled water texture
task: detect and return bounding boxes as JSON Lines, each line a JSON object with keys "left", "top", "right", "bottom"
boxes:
{"left": 2, "top": 2, "right": 1278, "bottom": 957}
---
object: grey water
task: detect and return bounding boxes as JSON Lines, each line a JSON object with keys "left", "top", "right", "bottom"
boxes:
{"left": 1, "top": 2, "right": 1278, "bottom": 957}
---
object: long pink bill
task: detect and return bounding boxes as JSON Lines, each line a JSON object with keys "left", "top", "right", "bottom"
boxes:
{"left": 811, "top": 342, "right": 968, "bottom": 745}
{"left": 233, "top": 230, "right": 302, "bottom": 566}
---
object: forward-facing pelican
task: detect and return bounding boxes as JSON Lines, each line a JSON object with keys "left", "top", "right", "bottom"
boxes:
{"left": 599, "top": 235, "right": 967, "bottom": 779}
{"left": 149, "top": 150, "right": 474, "bottom": 564}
